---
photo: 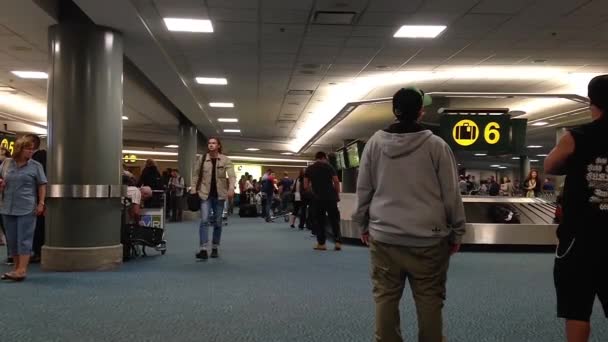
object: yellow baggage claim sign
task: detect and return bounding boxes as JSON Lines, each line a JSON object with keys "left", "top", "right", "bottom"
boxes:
{"left": 440, "top": 114, "right": 526, "bottom": 154}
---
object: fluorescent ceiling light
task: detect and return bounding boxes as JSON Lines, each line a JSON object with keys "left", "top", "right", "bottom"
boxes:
{"left": 512, "top": 157, "right": 520, "bottom": 160}
{"left": 196, "top": 77, "right": 227, "bottom": 85}
{"left": 537, "top": 154, "right": 548, "bottom": 157}
{"left": 530, "top": 159, "right": 539, "bottom": 162}
{"left": 498, "top": 166, "right": 508, "bottom": 169}
{"left": 163, "top": 18, "right": 213, "bottom": 33}
{"left": 281, "top": 152, "right": 294, "bottom": 155}
{"left": 209, "top": 102, "right": 234, "bottom": 108}
{"left": 527, "top": 145, "right": 543, "bottom": 148}
{"left": 165, "top": 145, "right": 179, "bottom": 148}
{"left": 531, "top": 121, "right": 549, "bottom": 126}
{"left": 11, "top": 71, "right": 48, "bottom": 79}
{"left": 245, "top": 148, "right": 260, "bottom": 151}
{"left": 122, "top": 149, "right": 178, "bottom": 156}
{"left": 474, "top": 153, "right": 487, "bottom": 156}
{"left": 122, "top": 116, "right": 129, "bottom": 120}
{"left": 490, "top": 165, "right": 501, "bottom": 167}
{"left": 218, "top": 118, "right": 238, "bottom": 123}
{"left": 223, "top": 129, "right": 241, "bottom": 133}
{"left": 228, "top": 155, "right": 311, "bottom": 163}
{"left": 393, "top": 25, "right": 447, "bottom": 38}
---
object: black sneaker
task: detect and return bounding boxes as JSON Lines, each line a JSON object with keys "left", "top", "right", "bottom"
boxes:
{"left": 196, "top": 250, "right": 208, "bottom": 260}
{"left": 5, "top": 257, "right": 14, "bottom": 265}
{"left": 290, "top": 224, "right": 295, "bottom": 229}
{"left": 210, "top": 248, "right": 219, "bottom": 258}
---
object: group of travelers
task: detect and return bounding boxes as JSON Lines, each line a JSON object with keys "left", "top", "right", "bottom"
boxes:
{"left": 459, "top": 171, "right": 555, "bottom": 198}
{"left": 349, "top": 75, "right": 608, "bottom": 342}
{"left": 1, "top": 73, "right": 607, "bottom": 342}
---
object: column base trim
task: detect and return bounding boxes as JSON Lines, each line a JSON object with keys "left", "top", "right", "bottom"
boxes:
{"left": 41, "top": 244, "right": 122, "bottom": 271}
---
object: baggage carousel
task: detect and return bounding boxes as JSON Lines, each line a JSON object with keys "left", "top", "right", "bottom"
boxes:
{"left": 338, "top": 194, "right": 558, "bottom": 245}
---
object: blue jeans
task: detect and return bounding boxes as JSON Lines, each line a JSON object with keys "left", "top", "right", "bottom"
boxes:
{"left": 199, "top": 197, "right": 225, "bottom": 249}
{"left": 263, "top": 192, "right": 273, "bottom": 219}
{"left": 2, "top": 214, "right": 37, "bottom": 257}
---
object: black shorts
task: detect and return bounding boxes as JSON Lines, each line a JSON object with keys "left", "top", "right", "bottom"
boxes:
{"left": 554, "top": 238, "right": 608, "bottom": 321}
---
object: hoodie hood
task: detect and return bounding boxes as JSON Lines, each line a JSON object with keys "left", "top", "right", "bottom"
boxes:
{"left": 375, "top": 129, "right": 434, "bottom": 158}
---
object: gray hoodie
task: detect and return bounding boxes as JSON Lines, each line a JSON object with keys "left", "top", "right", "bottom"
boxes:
{"left": 352, "top": 127, "right": 466, "bottom": 247}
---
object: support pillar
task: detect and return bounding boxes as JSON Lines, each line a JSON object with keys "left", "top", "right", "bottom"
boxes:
{"left": 178, "top": 122, "right": 197, "bottom": 184}
{"left": 42, "top": 23, "right": 124, "bottom": 271}
{"left": 341, "top": 139, "right": 357, "bottom": 193}
{"left": 519, "top": 155, "right": 530, "bottom": 186}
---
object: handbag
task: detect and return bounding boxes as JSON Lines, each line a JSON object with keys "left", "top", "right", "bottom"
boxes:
{"left": 187, "top": 154, "right": 206, "bottom": 211}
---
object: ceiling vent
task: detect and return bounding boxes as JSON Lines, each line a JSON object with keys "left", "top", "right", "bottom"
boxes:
{"left": 313, "top": 11, "right": 356, "bottom": 25}
{"left": 287, "top": 89, "right": 314, "bottom": 96}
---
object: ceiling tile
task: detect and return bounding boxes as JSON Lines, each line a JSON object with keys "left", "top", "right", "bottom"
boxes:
{"left": 366, "top": 0, "right": 423, "bottom": 13}
{"left": 207, "top": 0, "right": 258, "bottom": 9}
{"left": 208, "top": 7, "right": 258, "bottom": 22}
{"left": 262, "top": 0, "right": 314, "bottom": 10}
{"left": 262, "top": 9, "right": 310, "bottom": 24}
{"left": 471, "top": 0, "right": 530, "bottom": 14}
{"left": 358, "top": 11, "right": 411, "bottom": 26}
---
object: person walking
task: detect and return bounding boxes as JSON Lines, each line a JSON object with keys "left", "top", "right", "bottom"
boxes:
{"left": 0, "top": 137, "right": 47, "bottom": 282}
{"left": 304, "top": 151, "right": 342, "bottom": 251}
{"left": 545, "top": 74, "right": 608, "bottom": 342}
{"left": 279, "top": 171, "right": 293, "bottom": 214}
{"left": 0, "top": 147, "right": 11, "bottom": 264}
{"left": 352, "top": 87, "right": 465, "bottom": 342}
{"left": 260, "top": 169, "right": 276, "bottom": 222}
{"left": 168, "top": 169, "right": 185, "bottom": 222}
{"left": 191, "top": 137, "right": 236, "bottom": 260}
{"left": 289, "top": 168, "right": 306, "bottom": 229}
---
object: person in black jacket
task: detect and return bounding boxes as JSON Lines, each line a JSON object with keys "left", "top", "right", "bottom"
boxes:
{"left": 138, "top": 159, "right": 162, "bottom": 190}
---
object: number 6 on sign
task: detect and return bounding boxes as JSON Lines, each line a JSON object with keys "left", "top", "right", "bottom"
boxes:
{"left": 484, "top": 122, "right": 500, "bottom": 144}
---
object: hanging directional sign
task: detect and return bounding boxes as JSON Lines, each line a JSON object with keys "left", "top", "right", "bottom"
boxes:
{"left": 440, "top": 115, "right": 511, "bottom": 153}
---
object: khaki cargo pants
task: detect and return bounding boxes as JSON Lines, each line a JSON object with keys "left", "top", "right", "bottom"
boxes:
{"left": 370, "top": 237, "right": 450, "bottom": 342}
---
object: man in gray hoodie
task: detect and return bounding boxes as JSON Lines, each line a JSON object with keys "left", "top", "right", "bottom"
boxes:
{"left": 353, "top": 87, "right": 466, "bottom": 342}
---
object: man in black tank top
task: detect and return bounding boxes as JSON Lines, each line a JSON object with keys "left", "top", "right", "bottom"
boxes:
{"left": 545, "top": 75, "right": 608, "bottom": 342}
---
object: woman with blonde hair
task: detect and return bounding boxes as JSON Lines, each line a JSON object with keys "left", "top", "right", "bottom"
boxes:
{"left": 0, "top": 137, "right": 47, "bottom": 281}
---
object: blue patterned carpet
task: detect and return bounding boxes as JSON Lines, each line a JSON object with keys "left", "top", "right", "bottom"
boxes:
{"left": 0, "top": 216, "right": 607, "bottom": 342}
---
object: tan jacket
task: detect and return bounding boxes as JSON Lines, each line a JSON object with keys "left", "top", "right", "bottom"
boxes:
{"left": 191, "top": 153, "right": 236, "bottom": 200}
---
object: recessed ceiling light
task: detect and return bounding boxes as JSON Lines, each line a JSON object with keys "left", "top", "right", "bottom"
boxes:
{"left": 527, "top": 145, "right": 543, "bottom": 149}
{"left": 11, "top": 71, "right": 48, "bottom": 79}
{"left": 537, "top": 154, "right": 548, "bottom": 157}
{"left": 245, "top": 148, "right": 260, "bottom": 151}
{"left": 122, "top": 116, "right": 129, "bottom": 120}
{"left": 165, "top": 145, "right": 179, "bottom": 148}
{"left": 209, "top": 102, "right": 234, "bottom": 108}
{"left": 490, "top": 165, "right": 501, "bottom": 167}
{"left": 281, "top": 152, "right": 294, "bottom": 155}
{"left": 532, "top": 121, "right": 549, "bottom": 126}
{"left": 163, "top": 18, "right": 213, "bottom": 33}
{"left": 218, "top": 118, "right": 238, "bottom": 123}
{"left": 530, "top": 159, "right": 539, "bottom": 162}
{"left": 393, "top": 25, "right": 447, "bottom": 38}
{"left": 498, "top": 166, "right": 508, "bottom": 169}
{"left": 474, "top": 153, "right": 487, "bottom": 156}
{"left": 196, "top": 77, "right": 227, "bottom": 85}
{"left": 224, "top": 129, "right": 241, "bottom": 133}
{"left": 512, "top": 157, "right": 520, "bottom": 160}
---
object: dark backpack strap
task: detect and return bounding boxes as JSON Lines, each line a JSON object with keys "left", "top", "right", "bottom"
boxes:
{"left": 195, "top": 153, "right": 207, "bottom": 191}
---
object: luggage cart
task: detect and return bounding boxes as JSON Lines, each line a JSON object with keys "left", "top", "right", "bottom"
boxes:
{"left": 122, "top": 190, "right": 168, "bottom": 259}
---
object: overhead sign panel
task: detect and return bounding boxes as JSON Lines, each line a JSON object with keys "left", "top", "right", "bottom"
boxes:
{"left": 440, "top": 114, "right": 523, "bottom": 154}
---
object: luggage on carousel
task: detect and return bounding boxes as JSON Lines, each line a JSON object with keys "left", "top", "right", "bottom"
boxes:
{"left": 239, "top": 204, "right": 258, "bottom": 217}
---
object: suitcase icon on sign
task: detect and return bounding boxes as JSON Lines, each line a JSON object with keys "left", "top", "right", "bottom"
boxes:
{"left": 456, "top": 123, "right": 477, "bottom": 140}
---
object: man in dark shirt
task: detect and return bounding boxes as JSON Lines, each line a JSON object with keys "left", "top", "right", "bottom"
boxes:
{"left": 304, "top": 151, "right": 342, "bottom": 251}
{"left": 24, "top": 134, "right": 46, "bottom": 263}
{"left": 545, "top": 74, "right": 608, "bottom": 342}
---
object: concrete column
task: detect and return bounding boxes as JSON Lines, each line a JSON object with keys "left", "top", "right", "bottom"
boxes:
{"left": 42, "top": 23, "right": 124, "bottom": 271}
{"left": 519, "top": 155, "right": 530, "bottom": 187}
{"left": 178, "top": 122, "right": 197, "bottom": 184}
{"left": 341, "top": 139, "right": 357, "bottom": 193}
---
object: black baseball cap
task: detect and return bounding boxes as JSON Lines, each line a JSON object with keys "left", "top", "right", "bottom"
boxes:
{"left": 392, "top": 87, "right": 432, "bottom": 121}
{"left": 588, "top": 74, "right": 608, "bottom": 113}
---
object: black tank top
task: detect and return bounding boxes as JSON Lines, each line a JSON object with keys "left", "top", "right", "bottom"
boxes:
{"left": 558, "top": 118, "right": 608, "bottom": 244}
